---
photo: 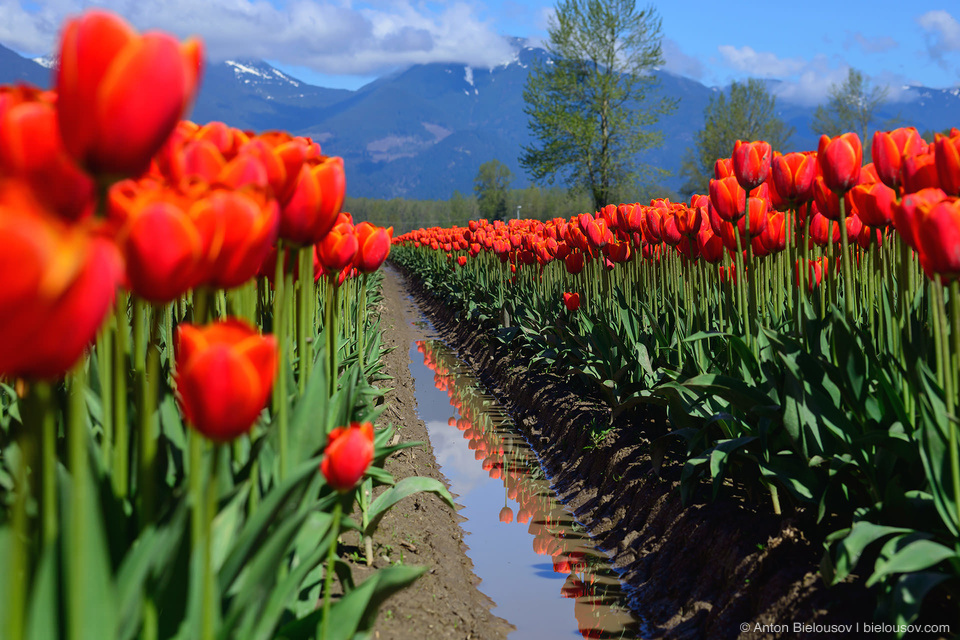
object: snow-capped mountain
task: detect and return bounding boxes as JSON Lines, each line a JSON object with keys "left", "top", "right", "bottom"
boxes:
{"left": 2, "top": 40, "right": 957, "bottom": 199}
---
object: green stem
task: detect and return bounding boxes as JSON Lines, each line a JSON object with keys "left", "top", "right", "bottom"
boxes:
{"left": 97, "top": 325, "right": 113, "bottom": 471}
{"left": 273, "top": 245, "right": 289, "bottom": 481}
{"left": 326, "top": 274, "right": 338, "bottom": 400}
{"left": 113, "top": 291, "right": 129, "bottom": 498}
{"left": 202, "top": 444, "right": 220, "bottom": 640}
{"left": 838, "top": 197, "right": 855, "bottom": 320}
{"left": 297, "top": 247, "right": 311, "bottom": 395}
{"left": 321, "top": 500, "right": 343, "bottom": 640}
{"left": 67, "top": 363, "right": 88, "bottom": 640}
{"left": 138, "top": 303, "right": 161, "bottom": 525}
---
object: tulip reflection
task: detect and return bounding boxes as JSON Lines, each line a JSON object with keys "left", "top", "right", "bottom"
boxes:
{"left": 415, "top": 338, "right": 641, "bottom": 639}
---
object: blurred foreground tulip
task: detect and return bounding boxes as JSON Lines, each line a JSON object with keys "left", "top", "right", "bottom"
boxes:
{"left": 175, "top": 319, "right": 277, "bottom": 441}
{"left": 0, "top": 178, "right": 121, "bottom": 379}
{"left": 321, "top": 422, "right": 374, "bottom": 491}
{"left": 56, "top": 9, "right": 203, "bottom": 179}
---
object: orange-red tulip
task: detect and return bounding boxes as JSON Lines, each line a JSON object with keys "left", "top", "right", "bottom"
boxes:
{"left": 175, "top": 319, "right": 277, "bottom": 442}
{"left": 56, "top": 10, "right": 203, "bottom": 178}
{"left": 934, "top": 132, "right": 960, "bottom": 196}
{"left": 901, "top": 149, "right": 940, "bottom": 195}
{"left": 198, "top": 188, "right": 279, "bottom": 289}
{"left": 0, "top": 178, "right": 121, "bottom": 379}
{"left": 772, "top": 152, "right": 817, "bottom": 206}
{"left": 498, "top": 506, "right": 514, "bottom": 523}
{"left": 849, "top": 182, "right": 895, "bottom": 228}
{"left": 0, "top": 93, "right": 94, "bottom": 221}
{"left": 315, "top": 218, "right": 358, "bottom": 275}
{"left": 893, "top": 188, "right": 948, "bottom": 251}
{"left": 563, "top": 292, "right": 580, "bottom": 312}
{"left": 818, "top": 133, "right": 862, "bottom": 193}
{"left": 280, "top": 156, "right": 345, "bottom": 245}
{"left": 872, "top": 127, "right": 925, "bottom": 191}
{"left": 913, "top": 196, "right": 960, "bottom": 282}
{"left": 321, "top": 422, "right": 374, "bottom": 491}
{"left": 355, "top": 222, "right": 393, "bottom": 273}
{"left": 732, "top": 140, "right": 772, "bottom": 191}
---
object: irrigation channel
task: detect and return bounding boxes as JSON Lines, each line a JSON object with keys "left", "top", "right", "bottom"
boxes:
{"left": 400, "top": 289, "right": 643, "bottom": 639}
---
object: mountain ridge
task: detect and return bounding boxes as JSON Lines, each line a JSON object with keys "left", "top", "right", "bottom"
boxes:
{"left": 2, "top": 41, "right": 957, "bottom": 200}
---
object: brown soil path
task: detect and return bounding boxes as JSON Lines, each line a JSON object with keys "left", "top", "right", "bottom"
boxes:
{"left": 345, "top": 267, "right": 512, "bottom": 640}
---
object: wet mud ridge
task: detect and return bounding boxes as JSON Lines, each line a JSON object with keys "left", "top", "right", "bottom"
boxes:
{"left": 391, "top": 262, "right": 879, "bottom": 640}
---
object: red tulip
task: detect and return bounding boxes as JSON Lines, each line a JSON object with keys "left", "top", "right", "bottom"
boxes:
{"left": 56, "top": 10, "right": 203, "bottom": 178}
{"left": 818, "top": 133, "right": 862, "bottom": 193}
{"left": 354, "top": 222, "right": 393, "bottom": 273}
{"left": 280, "top": 156, "right": 345, "bottom": 245}
{"left": 321, "top": 422, "right": 375, "bottom": 491}
{"left": 563, "top": 292, "right": 580, "bottom": 312}
{"left": 175, "top": 319, "right": 277, "bottom": 441}
{"left": 733, "top": 140, "right": 772, "bottom": 191}
{"left": 709, "top": 176, "right": 745, "bottom": 221}
{"left": 315, "top": 218, "right": 358, "bottom": 275}
{"left": 198, "top": 188, "right": 279, "bottom": 289}
{"left": 772, "top": 152, "right": 817, "bottom": 206}
{"left": 110, "top": 181, "right": 218, "bottom": 302}
{"left": 893, "top": 188, "right": 948, "bottom": 251}
{"left": 872, "top": 127, "right": 925, "bottom": 191}
{"left": 849, "top": 182, "right": 895, "bottom": 228}
{"left": 564, "top": 252, "right": 585, "bottom": 275}
{"left": 901, "top": 150, "right": 940, "bottom": 195}
{"left": 0, "top": 178, "right": 121, "bottom": 379}
{"left": 0, "top": 92, "right": 94, "bottom": 221}
{"left": 934, "top": 132, "right": 960, "bottom": 196}
{"left": 913, "top": 196, "right": 960, "bottom": 282}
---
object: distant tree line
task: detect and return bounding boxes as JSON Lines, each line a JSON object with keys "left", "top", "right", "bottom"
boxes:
{"left": 346, "top": 186, "right": 596, "bottom": 234}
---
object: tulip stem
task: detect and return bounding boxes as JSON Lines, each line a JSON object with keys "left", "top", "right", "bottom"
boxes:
{"left": 321, "top": 499, "right": 343, "bottom": 640}
{"left": 273, "top": 245, "right": 289, "bottom": 481}
{"left": 97, "top": 324, "right": 113, "bottom": 472}
{"left": 838, "top": 197, "right": 855, "bottom": 320}
{"left": 7, "top": 429, "right": 29, "bottom": 640}
{"left": 67, "top": 362, "right": 89, "bottom": 640}
{"left": 202, "top": 443, "right": 221, "bottom": 640}
{"left": 326, "top": 274, "right": 338, "bottom": 400}
{"left": 138, "top": 301, "right": 160, "bottom": 525}
{"left": 113, "top": 292, "right": 130, "bottom": 498}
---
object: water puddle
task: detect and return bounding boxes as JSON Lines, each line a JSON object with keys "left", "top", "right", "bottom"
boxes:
{"left": 404, "top": 301, "right": 642, "bottom": 639}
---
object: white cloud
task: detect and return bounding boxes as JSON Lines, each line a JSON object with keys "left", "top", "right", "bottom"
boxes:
{"left": 845, "top": 31, "right": 899, "bottom": 54}
{"left": 0, "top": 0, "right": 517, "bottom": 76}
{"left": 917, "top": 10, "right": 960, "bottom": 74}
{"left": 660, "top": 37, "right": 704, "bottom": 79}
{"left": 717, "top": 45, "right": 806, "bottom": 78}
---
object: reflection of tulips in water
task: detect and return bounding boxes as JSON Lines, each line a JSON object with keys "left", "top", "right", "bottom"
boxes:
{"left": 415, "top": 338, "right": 639, "bottom": 638}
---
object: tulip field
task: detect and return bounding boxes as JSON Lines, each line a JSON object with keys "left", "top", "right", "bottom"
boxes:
{"left": 0, "top": 9, "right": 460, "bottom": 640}
{"left": 392, "top": 133, "right": 960, "bottom": 630}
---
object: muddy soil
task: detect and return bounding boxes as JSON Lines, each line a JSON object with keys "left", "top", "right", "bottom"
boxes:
{"left": 388, "top": 262, "right": 888, "bottom": 640}
{"left": 342, "top": 269, "right": 513, "bottom": 640}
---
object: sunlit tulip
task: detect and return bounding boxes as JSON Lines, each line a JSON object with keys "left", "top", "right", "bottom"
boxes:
{"left": 872, "top": 127, "right": 925, "bottom": 191}
{"left": 174, "top": 319, "right": 276, "bottom": 441}
{"left": 709, "top": 176, "right": 745, "bottom": 221}
{"left": 0, "top": 92, "right": 94, "bottom": 220}
{"left": 56, "top": 9, "right": 203, "bottom": 178}
{"left": 912, "top": 196, "right": 960, "bottom": 281}
{"left": 934, "top": 132, "right": 960, "bottom": 196}
{"left": 0, "top": 179, "right": 121, "bottom": 379}
{"left": 280, "top": 156, "right": 345, "bottom": 245}
{"left": 321, "top": 422, "right": 375, "bottom": 491}
{"left": 563, "top": 292, "right": 580, "bottom": 312}
{"left": 892, "top": 188, "right": 948, "bottom": 251}
{"left": 772, "top": 152, "right": 817, "bottom": 206}
{"left": 355, "top": 222, "right": 393, "bottom": 273}
{"left": 733, "top": 140, "right": 772, "bottom": 191}
{"left": 199, "top": 188, "right": 279, "bottom": 289}
{"left": 315, "top": 218, "right": 358, "bottom": 275}
{"left": 901, "top": 149, "right": 940, "bottom": 195}
{"left": 818, "top": 133, "right": 862, "bottom": 193}
{"left": 849, "top": 182, "right": 895, "bottom": 228}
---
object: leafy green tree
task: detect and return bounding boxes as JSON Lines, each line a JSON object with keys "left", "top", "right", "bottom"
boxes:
{"left": 473, "top": 159, "right": 513, "bottom": 221}
{"left": 679, "top": 78, "right": 794, "bottom": 196}
{"left": 520, "top": 0, "right": 675, "bottom": 210}
{"left": 811, "top": 68, "right": 893, "bottom": 153}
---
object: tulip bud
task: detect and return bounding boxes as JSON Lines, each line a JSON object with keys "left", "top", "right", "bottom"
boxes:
{"left": 321, "top": 422, "right": 375, "bottom": 491}
{"left": 732, "top": 140, "right": 772, "bottom": 191}
{"left": 562, "top": 292, "right": 580, "bottom": 312}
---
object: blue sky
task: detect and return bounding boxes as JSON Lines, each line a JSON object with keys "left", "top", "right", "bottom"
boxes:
{"left": 2, "top": 0, "right": 958, "bottom": 104}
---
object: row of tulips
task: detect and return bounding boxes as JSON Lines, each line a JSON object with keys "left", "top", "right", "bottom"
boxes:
{"left": 392, "top": 127, "right": 960, "bottom": 631}
{"left": 0, "top": 8, "right": 449, "bottom": 640}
